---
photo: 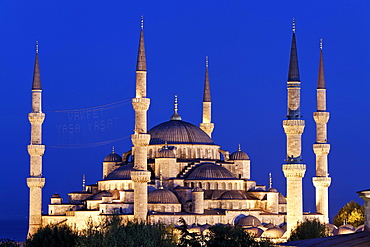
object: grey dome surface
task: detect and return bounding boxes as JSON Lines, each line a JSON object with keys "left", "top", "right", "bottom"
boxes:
{"left": 105, "top": 164, "right": 134, "bottom": 180}
{"left": 219, "top": 191, "right": 245, "bottom": 200}
{"left": 51, "top": 193, "right": 61, "bottom": 198}
{"left": 91, "top": 191, "right": 112, "bottom": 200}
{"left": 186, "top": 163, "right": 236, "bottom": 180}
{"left": 237, "top": 215, "right": 262, "bottom": 227}
{"left": 104, "top": 152, "right": 122, "bottom": 162}
{"left": 148, "top": 120, "right": 214, "bottom": 145}
{"left": 148, "top": 189, "right": 179, "bottom": 203}
{"left": 230, "top": 150, "right": 249, "bottom": 160}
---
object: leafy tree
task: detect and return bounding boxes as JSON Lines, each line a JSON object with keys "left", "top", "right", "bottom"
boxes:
{"left": 177, "top": 218, "right": 204, "bottom": 247}
{"left": 333, "top": 200, "right": 364, "bottom": 227}
{"left": 288, "top": 219, "right": 329, "bottom": 242}
{"left": 25, "top": 224, "right": 79, "bottom": 247}
{"left": 0, "top": 238, "right": 20, "bottom": 247}
{"left": 77, "top": 215, "right": 176, "bottom": 247}
{"left": 205, "top": 224, "right": 272, "bottom": 247}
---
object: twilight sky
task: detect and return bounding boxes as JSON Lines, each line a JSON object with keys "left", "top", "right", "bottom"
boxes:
{"left": 1, "top": 1, "right": 370, "bottom": 222}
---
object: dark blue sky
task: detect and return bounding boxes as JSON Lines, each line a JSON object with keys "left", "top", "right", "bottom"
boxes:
{"left": 1, "top": 1, "right": 369, "bottom": 222}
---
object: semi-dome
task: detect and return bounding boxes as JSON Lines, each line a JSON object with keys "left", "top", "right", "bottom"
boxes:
{"left": 148, "top": 120, "right": 214, "bottom": 145}
{"left": 230, "top": 145, "right": 249, "bottom": 160}
{"left": 185, "top": 163, "right": 236, "bottom": 180}
{"left": 219, "top": 191, "right": 245, "bottom": 200}
{"left": 237, "top": 215, "right": 261, "bottom": 227}
{"left": 148, "top": 189, "right": 179, "bottom": 203}
{"left": 104, "top": 151, "right": 122, "bottom": 162}
{"left": 90, "top": 191, "right": 112, "bottom": 200}
{"left": 105, "top": 164, "right": 134, "bottom": 180}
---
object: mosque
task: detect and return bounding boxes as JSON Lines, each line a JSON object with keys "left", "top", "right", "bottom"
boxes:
{"left": 27, "top": 20, "right": 331, "bottom": 240}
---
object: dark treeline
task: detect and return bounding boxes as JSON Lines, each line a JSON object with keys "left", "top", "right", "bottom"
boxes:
{"left": 19, "top": 216, "right": 273, "bottom": 247}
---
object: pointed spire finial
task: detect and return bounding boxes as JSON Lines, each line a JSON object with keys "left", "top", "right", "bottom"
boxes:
{"left": 292, "top": 18, "right": 296, "bottom": 33}
{"left": 35, "top": 41, "right": 39, "bottom": 54}
{"left": 170, "top": 95, "right": 182, "bottom": 120}
{"left": 317, "top": 39, "right": 326, "bottom": 89}
{"left": 82, "top": 174, "right": 86, "bottom": 192}
{"left": 112, "top": 146, "right": 115, "bottom": 154}
{"left": 174, "top": 94, "right": 178, "bottom": 113}
{"left": 206, "top": 56, "right": 209, "bottom": 68}
{"left": 140, "top": 16, "right": 144, "bottom": 30}
{"left": 269, "top": 172, "right": 272, "bottom": 189}
{"left": 159, "top": 173, "right": 164, "bottom": 189}
{"left": 320, "top": 38, "right": 323, "bottom": 50}
{"left": 238, "top": 144, "right": 241, "bottom": 151}
{"left": 164, "top": 141, "right": 168, "bottom": 149}
{"left": 32, "top": 41, "right": 42, "bottom": 90}
{"left": 136, "top": 16, "right": 147, "bottom": 71}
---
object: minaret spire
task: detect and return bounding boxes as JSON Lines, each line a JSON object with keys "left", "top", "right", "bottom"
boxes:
{"left": 288, "top": 19, "right": 300, "bottom": 83}
{"left": 200, "top": 56, "right": 214, "bottom": 137}
{"left": 282, "top": 20, "right": 306, "bottom": 237}
{"left": 136, "top": 16, "right": 146, "bottom": 73}
{"left": 317, "top": 39, "right": 326, "bottom": 90}
{"left": 131, "top": 17, "right": 151, "bottom": 222}
{"left": 313, "top": 38, "right": 331, "bottom": 223}
{"left": 27, "top": 41, "right": 46, "bottom": 237}
{"left": 32, "top": 41, "right": 42, "bottom": 90}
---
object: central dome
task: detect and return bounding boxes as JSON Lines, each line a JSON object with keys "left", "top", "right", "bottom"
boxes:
{"left": 148, "top": 120, "right": 214, "bottom": 145}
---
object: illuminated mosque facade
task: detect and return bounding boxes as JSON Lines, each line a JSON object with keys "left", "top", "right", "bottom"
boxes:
{"left": 27, "top": 20, "right": 331, "bottom": 239}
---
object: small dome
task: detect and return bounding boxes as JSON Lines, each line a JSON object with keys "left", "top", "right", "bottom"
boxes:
{"left": 90, "top": 191, "right": 112, "bottom": 200}
{"left": 230, "top": 145, "right": 249, "bottom": 160}
{"left": 156, "top": 146, "right": 175, "bottom": 158}
{"left": 186, "top": 163, "right": 236, "bottom": 180}
{"left": 268, "top": 188, "right": 278, "bottom": 192}
{"left": 336, "top": 226, "right": 355, "bottom": 235}
{"left": 104, "top": 151, "right": 122, "bottom": 162}
{"left": 264, "top": 223, "right": 275, "bottom": 229}
{"left": 219, "top": 191, "right": 245, "bottom": 200}
{"left": 51, "top": 193, "right": 61, "bottom": 198}
{"left": 237, "top": 215, "right": 262, "bottom": 227}
{"left": 148, "top": 189, "right": 179, "bottom": 203}
{"left": 244, "top": 227, "right": 263, "bottom": 237}
{"left": 148, "top": 120, "right": 214, "bottom": 145}
{"left": 261, "top": 227, "right": 284, "bottom": 239}
{"left": 192, "top": 187, "right": 203, "bottom": 192}
{"left": 105, "top": 165, "right": 134, "bottom": 180}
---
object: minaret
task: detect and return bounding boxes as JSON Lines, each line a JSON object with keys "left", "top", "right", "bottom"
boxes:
{"left": 199, "top": 56, "right": 214, "bottom": 137}
{"left": 282, "top": 20, "right": 306, "bottom": 235}
{"left": 27, "top": 41, "right": 46, "bottom": 237}
{"left": 130, "top": 17, "right": 151, "bottom": 222}
{"left": 312, "top": 39, "right": 331, "bottom": 223}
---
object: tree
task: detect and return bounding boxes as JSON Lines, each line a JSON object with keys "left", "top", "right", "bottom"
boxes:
{"left": 0, "top": 239, "right": 20, "bottom": 247}
{"left": 333, "top": 200, "right": 364, "bottom": 227}
{"left": 25, "top": 224, "right": 79, "bottom": 247}
{"left": 288, "top": 219, "right": 329, "bottom": 242}
{"left": 177, "top": 218, "right": 204, "bottom": 247}
{"left": 77, "top": 215, "right": 177, "bottom": 247}
{"left": 205, "top": 224, "right": 272, "bottom": 247}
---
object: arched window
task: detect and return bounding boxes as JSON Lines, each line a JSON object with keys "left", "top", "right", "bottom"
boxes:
{"left": 206, "top": 182, "right": 210, "bottom": 190}
{"left": 221, "top": 182, "right": 226, "bottom": 190}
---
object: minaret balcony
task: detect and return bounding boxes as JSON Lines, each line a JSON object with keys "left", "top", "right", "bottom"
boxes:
{"left": 132, "top": 98, "right": 150, "bottom": 111}
{"left": 131, "top": 133, "right": 151, "bottom": 147}
{"left": 282, "top": 164, "right": 306, "bottom": 178}
{"left": 313, "top": 143, "right": 330, "bottom": 155}
{"left": 283, "top": 120, "right": 305, "bottom": 134}
{"left": 27, "top": 177, "right": 45, "bottom": 188}
{"left": 28, "top": 113, "right": 45, "bottom": 125}
{"left": 131, "top": 170, "right": 151, "bottom": 183}
{"left": 313, "top": 112, "right": 330, "bottom": 123}
{"left": 28, "top": 144, "right": 45, "bottom": 156}
{"left": 312, "top": 176, "right": 331, "bottom": 187}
